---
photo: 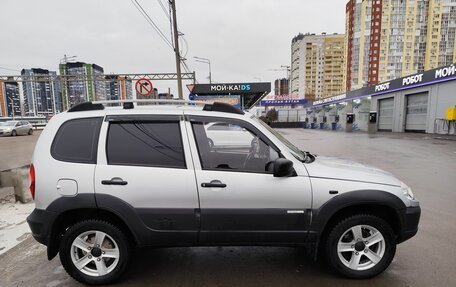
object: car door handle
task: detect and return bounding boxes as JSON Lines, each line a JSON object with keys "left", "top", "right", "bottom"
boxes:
{"left": 101, "top": 177, "right": 128, "bottom": 186}
{"left": 201, "top": 180, "right": 226, "bottom": 188}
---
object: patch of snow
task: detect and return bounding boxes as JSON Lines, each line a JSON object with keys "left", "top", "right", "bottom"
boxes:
{"left": 0, "top": 195, "right": 35, "bottom": 256}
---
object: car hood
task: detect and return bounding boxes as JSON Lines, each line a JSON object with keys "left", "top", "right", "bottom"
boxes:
{"left": 304, "top": 156, "right": 402, "bottom": 187}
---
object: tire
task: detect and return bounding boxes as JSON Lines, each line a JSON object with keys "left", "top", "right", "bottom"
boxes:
{"left": 325, "top": 214, "right": 396, "bottom": 279}
{"left": 28, "top": 129, "right": 33, "bottom": 135}
{"left": 208, "top": 138, "right": 214, "bottom": 148}
{"left": 11, "top": 130, "right": 17, "bottom": 136}
{"left": 59, "top": 220, "right": 131, "bottom": 285}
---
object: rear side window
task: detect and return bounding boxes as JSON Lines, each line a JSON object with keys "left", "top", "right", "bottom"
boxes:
{"left": 51, "top": 117, "right": 103, "bottom": 164}
{"left": 107, "top": 121, "right": 186, "bottom": 168}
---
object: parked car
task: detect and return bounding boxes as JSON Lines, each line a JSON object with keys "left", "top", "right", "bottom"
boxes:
{"left": 27, "top": 101, "right": 420, "bottom": 285}
{"left": 0, "top": 120, "right": 33, "bottom": 137}
{"left": 205, "top": 122, "right": 254, "bottom": 148}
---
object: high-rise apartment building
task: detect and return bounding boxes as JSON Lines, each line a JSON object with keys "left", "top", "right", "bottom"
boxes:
{"left": 274, "top": 78, "right": 289, "bottom": 95}
{"left": 290, "top": 33, "right": 345, "bottom": 100}
{"left": 105, "top": 75, "right": 133, "bottom": 101}
{"left": 290, "top": 33, "right": 305, "bottom": 95}
{"left": 346, "top": 0, "right": 456, "bottom": 91}
{"left": 21, "top": 68, "right": 62, "bottom": 116}
{"left": 59, "top": 62, "right": 106, "bottom": 110}
{"left": 2, "top": 78, "right": 21, "bottom": 117}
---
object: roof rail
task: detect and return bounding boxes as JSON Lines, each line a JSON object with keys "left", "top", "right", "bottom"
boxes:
{"left": 92, "top": 99, "right": 211, "bottom": 106}
{"left": 67, "top": 99, "right": 244, "bottom": 115}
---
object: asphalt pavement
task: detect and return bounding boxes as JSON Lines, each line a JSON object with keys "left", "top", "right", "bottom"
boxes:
{"left": 0, "top": 130, "right": 41, "bottom": 171}
{"left": 1, "top": 129, "right": 456, "bottom": 287}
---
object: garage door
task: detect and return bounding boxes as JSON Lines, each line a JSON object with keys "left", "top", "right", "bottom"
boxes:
{"left": 405, "top": 93, "right": 428, "bottom": 132}
{"left": 378, "top": 98, "right": 394, "bottom": 131}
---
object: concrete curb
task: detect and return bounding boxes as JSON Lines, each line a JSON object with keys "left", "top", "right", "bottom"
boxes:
{"left": 0, "top": 165, "right": 31, "bottom": 203}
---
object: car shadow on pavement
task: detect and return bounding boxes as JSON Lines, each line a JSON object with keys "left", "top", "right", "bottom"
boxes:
{"left": 118, "top": 246, "right": 403, "bottom": 287}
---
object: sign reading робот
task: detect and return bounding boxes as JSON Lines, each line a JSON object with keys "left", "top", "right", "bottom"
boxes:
{"left": 402, "top": 74, "right": 424, "bottom": 86}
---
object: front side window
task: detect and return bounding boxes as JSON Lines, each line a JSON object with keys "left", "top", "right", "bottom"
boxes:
{"left": 192, "top": 118, "right": 279, "bottom": 173}
{"left": 107, "top": 121, "right": 186, "bottom": 168}
{"left": 51, "top": 117, "right": 103, "bottom": 164}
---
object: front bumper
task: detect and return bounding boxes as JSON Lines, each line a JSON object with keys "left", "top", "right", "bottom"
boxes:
{"left": 397, "top": 205, "right": 421, "bottom": 243}
{"left": 0, "top": 131, "right": 11, "bottom": 136}
{"left": 26, "top": 208, "right": 57, "bottom": 246}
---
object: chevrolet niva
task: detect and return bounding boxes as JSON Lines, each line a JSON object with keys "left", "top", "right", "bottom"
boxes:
{"left": 27, "top": 100, "right": 420, "bottom": 285}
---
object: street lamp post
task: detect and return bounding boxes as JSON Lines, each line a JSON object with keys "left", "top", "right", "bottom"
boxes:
{"left": 194, "top": 56, "right": 211, "bottom": 84}
{"left": 6, "top": 96, "right": 15, "bottom": 119}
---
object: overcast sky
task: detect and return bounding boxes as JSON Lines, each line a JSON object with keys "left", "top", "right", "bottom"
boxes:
{"left": 0, "top": 0, "right": 345, "bottom": 96}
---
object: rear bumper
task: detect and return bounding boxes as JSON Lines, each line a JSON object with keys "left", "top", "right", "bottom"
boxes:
{"left": 397, "top": 206, "right": 421, "bottom": 243}
{"left": 26, "top": 208, "right": 57, "bottom": 246}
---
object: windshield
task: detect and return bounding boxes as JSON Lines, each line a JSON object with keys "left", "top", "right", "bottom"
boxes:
{"left": 2, "top": 121, "right": 17, "bottom": 127}
{"left": 252, "top": 116, "right": 308, "bottom": 162}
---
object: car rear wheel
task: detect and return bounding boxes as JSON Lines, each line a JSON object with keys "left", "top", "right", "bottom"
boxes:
{"left": 28, "top": 129, "right": 33, "bottom": 135}
{"left": 325, "top": 214, "right": 396, "bottom": 278}
{"left": 59, "top": 220, "right": 131, "bottom": 285}
{"left": 208, "top": 138, "right": 214, "bottom": 148}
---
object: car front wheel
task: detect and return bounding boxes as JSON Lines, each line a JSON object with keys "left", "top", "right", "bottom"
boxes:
{"left": 325, "top": 214, "right": 396, "bottom": 278}
{"left": 28, "top": 129, "right": 33, "bottom": 135}
{"left": 59, "top": 220, "right": 131, "bottom": 285}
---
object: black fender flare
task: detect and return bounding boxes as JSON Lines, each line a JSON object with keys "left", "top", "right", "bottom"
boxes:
{"left": 45, "top": 193, "right": 148, "bottom": 260}
{"left": 309, "top": 189, "right": 407, "bottom": 257}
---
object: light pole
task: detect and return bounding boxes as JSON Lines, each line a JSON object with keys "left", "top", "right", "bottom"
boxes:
{"left": 7, "top": 96, "right": 16, "bottom": 119}
{"left": 194, "top": 56, "right": 211, "bottom": 84}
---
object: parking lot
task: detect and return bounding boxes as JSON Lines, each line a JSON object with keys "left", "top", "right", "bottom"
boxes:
{"left": 1, "top": 129, "right": 456, "bottom": 287}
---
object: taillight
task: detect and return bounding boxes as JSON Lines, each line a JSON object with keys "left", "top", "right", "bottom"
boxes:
{"left": 30, "top": 164, "right": 35, "bottom": 200}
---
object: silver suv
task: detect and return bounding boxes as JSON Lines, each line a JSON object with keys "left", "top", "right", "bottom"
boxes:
{"left": 27, "top": 100, "right": 420, "bottom": 285}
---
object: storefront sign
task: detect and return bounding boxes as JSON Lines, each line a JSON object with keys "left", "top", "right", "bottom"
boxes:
{"left": 261, "top": 99, "right": 307, "bottom": 106}
{"left": 374, "top": 82, "right": 390, "bottom": 92}
{"left": 310, "top": 63, "right": 456, "bottom": 107}
{"left": 192, "top": 82, "right": 271, "bottom": 94}
{"left": 210, "top": 84, "right": 250, "bottom": 92}
{"left": 313, "top": 94, "right": 346, "bottom": 105}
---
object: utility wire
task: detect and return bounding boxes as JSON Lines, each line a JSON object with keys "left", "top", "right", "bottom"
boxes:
{"left": 157, "top": 0, "right": 171, "bottom": 18}
{"left": 130, "top": 0, "right": 174, "bottom": 50}
{"left": 0, "top": 66, "right": 21, "bottom": 72}
{"left": 131, "top": 0, "right": 195, "bottom": 84}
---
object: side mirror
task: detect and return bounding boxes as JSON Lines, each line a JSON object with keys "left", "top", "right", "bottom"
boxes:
{"left": 273, "top": 158, "right": 294, "bottom": 177}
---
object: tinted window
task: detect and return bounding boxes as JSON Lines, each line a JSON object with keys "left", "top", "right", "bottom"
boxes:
{"left": 107, "top": 121, "right": 186, "bottom": 168}
{"left": 192, "top": 118, "right": 279, "bottom": 173}
{"left": 51, "top": 117, "right": 102, "bottom": 164}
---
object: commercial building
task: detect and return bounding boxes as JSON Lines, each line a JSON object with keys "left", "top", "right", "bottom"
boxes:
{"left": 290, "top": 33, "right": 345, "bottom": 101}
{"left": 1, "top": 78, "right": 21, "bottom": 117}
{"left": 274, "top": 78, "right": 289, "bottom": 95}
{"left": 303, "top": 63, "right": 456, "bottom": 134}
{"left": 345, "top": 0, "right": 456, "bottom": 91}
{"left": 105, "top": 75, "right": 133, "bottom": 101}
{"left": 59, "top": 62, "right": 106, "bottom": 110}
{"left": 21, "top": 68, "right": 62, "bottom": 116}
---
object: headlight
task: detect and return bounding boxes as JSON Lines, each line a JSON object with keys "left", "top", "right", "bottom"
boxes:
{"left": 401, "top": 182, "right": 415, "bottom": 200}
